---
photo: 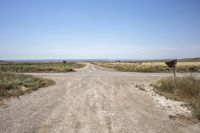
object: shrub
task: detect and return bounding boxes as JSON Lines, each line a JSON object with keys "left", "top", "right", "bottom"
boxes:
{"left": 153, "top": 75, "right": 200, "bottom": 120}
{"left": 0, "top": 73, "right": 55, "bottom": 99}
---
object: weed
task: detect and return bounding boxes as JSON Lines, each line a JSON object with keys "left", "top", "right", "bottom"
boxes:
{"left": 153, "top": 75, "right": 200, "bottom": 120}
{"left": 0, "top": 62, "right": 84, "bottom": 73}
{"left": 135, "top": 84, "right": 146, "bottom": 91}
{"left": 0, "top": 72, "right": 55, "bottom": 99}
{"left": 94, "top": 62, "right": 200, "bottom": 72}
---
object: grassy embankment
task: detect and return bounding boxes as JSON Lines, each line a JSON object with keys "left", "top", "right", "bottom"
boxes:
{"left": 0, "top": 72, "right": 55, "bottom": 102}
{"left": 94, "top": 61, "right": 200, "bottom": 72}
{"left": 0, "top": 62, "right": 85, "bottom": 73}
{"left": 153, "top": 75, "right": 200, "bottom": 121}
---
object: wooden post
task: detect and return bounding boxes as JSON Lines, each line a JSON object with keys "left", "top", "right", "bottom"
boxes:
{"left": 173, "top": 67, "right": 176, "bottom": 77}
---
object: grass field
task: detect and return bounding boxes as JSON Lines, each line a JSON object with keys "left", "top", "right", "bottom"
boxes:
{"left": 153, "top": 75, "right": 200, "bottom": 120}
{"left": 0, "top": 72, "right": 55, "bottom": 101}
{"left": 94, "top": 61, "right": 200, "bottom": 72}
{"left": 0, "top": 62, "right": 84, "bottom": 103}
{"left": 0, "top": 62, "right": 85, "bottom": 73}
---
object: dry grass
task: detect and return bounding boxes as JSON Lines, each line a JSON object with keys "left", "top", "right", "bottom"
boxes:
{"left": 0, "top": 62, "right": 85, "bottom": 73}
{"left": 94, "top": 61, "right": 200, "bottom": 72}
{"left": 153, "top": 75, "right": 200, "bottom": 120}
{"left": 135, "top": 84, "right": 146, "bottom": 91}
{"left": 0, "top": 72, "right": 55, "bottom": 100}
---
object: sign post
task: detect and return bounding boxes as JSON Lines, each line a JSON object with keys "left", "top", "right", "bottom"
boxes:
{"left": 165, "top": 59, "right": 177, "bottom": 77}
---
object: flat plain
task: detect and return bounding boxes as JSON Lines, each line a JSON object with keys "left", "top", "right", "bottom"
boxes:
{"left": 0, "top": 63, "right": 200, "bottom": 133}
{"left": 94, "top": 61, "right": 200, "bottom": 72}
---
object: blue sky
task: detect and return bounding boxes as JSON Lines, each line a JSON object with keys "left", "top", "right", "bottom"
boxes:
{"left": 0, "top": 0, "right": 200, "bottom": 60}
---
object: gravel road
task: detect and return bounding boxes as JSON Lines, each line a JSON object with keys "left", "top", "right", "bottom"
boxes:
{"left": 0, "top": 63, "right": 200, "bottom": 133}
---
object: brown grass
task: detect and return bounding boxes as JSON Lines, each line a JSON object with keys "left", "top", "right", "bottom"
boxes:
{"left": 135, "top": 84, "right": 146, "bottom": 91}
{"left": 153, "top": 75, "right": 200, "bottom": 120}
{"left": 0, "top": 62, "right": 85, "bottom": 73}
{"left": 0, "top": 72, "right": 55, "bottom": 100}
{"left": 94, "top": 61, "right": 200, "bottom": 72}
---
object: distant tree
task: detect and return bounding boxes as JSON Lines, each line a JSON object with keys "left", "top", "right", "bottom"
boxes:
{"left": 63, "top": 60, "right": 67, "bottom": 64}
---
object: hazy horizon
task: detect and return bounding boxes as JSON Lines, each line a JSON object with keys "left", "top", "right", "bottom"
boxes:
{"left": 1, "top": 0, "right": 200, "bottom": 60}
{"left": 1, "top": 57, "right": 200, "bottom": 62}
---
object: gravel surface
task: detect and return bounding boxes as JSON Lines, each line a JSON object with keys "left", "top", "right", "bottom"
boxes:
{"left": 0, "top": 63, "right": 200, "bottom": 133}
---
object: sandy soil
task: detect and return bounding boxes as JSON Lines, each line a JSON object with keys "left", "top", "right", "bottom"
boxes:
{"left": 0, "top": 63, "right": 200, "bottom": 133}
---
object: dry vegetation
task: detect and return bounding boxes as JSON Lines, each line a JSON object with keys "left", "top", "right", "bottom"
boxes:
{"left": 135, "top": 84, "right": 146, "bottom": 91}
{"left": 153, "top": 75, "right": 200, "bottom": 120}
{"left": 0, "top": 62, "right": 85, "bottom": 104}
{"left": 0, "top": 62, "right": 85, "bottom": 73}
{"left": 0, "top": 72, "right": 55, "bottom": 101}
{"left": 94, "top": 61, "right": 200, "bottom": 72}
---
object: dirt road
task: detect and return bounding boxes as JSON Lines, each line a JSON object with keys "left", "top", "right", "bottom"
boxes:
{"left": 0, "top": 63, "right": 200, "bottom": 133}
